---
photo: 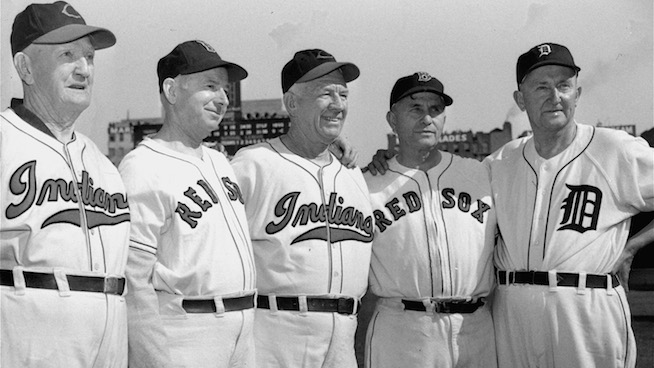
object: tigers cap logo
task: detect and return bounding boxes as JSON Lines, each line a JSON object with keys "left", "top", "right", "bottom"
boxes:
{"left": 537, "top": 44, "right": 552, "bottom": 57}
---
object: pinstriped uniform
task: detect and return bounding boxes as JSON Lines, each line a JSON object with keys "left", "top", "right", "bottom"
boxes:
{"left": 119, "top": 138, "right": 256, "bottom": 367}
{"left": 485, "top": 124, "right": 654, "bottom": 368}
{"left": 1, "top": 106, "right": 130, "bottom": 368}
{"left": 363, "top": 152, "right": 497, "bottom": 368}
{"left": 231, "top": 137, "right": 374, "bottom": 368}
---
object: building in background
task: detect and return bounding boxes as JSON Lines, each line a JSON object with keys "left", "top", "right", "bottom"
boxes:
{"left": 107, "top": 80, "right": 289, "bottom": 165}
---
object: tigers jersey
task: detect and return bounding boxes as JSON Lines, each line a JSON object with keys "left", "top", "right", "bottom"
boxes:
{"left": 485, "top": 123, "right": 654, "bottom": 368}
{"left": 486, "top": 123, "right": 654, "bottom": 273}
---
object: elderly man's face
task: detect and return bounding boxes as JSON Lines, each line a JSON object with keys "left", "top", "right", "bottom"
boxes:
{"left": 514, "top": 65, "right": 581, "bottom": 134}
{"left": 173, "top": 67, "right": 230, "bottom": 142}
{"left": 389, "top": 92, "right": 446, "bottom": 153}
{"left": 28, "top": 37, "right": 95, "bottom": 115}
{"left": 293, "top": 70, "right": 348, "bottom": 145}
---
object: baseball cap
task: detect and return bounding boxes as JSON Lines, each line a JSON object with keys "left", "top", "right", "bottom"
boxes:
{"left": 390, "top": 72, "right": 453, "bottom": 108}
{"left": 11, "top": 1, "right": 116, "bottom": 55}
{"left": 516, "top": 43, "right": 581, "bottom": 85}
{"left": 281, "top": 49, "right": 360, "bottom": 93}
{"left": 157, "top": 40, "right": 248, "bottom": 92}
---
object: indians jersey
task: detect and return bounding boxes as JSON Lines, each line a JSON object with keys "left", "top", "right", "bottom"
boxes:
{"left": 119, "top": 138, "right": 255, "bottom": 296}
{"left": 1, "top": 104, "right": 130, "bottom": 367}
{"left": 485, "top": 123, "right": 654, "bottom": 273}
{"left": 363, "top": 153, "right": 496, "bottom": 299}
{"left": 231, "top": 137, "right": 374, "bottom": 299}
{"left": 1, "top": 107, "right": 130, "bottom": 275}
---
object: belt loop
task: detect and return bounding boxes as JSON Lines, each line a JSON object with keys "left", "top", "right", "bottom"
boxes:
{"left": 606, "top": 274, "right": 614, "bottom": 296}
{"left": 352, "top": 298, "right": 359, "bottom": 315}
{"left": 12, "top": 267, "right": 26, "bottom": 296}
{"left": 547, "top": 270, "right": 557, "bottom": 292}
{"left": 213, "top": 296, "right": 226, "bottom": 317}
{"left": 53, "top": 269, "right": 71, "bottom": 297}
{"left": 268, "top": 295, "right": 279, "bottom": 315}
{"left": 577, "top": 273, "right": 587, "bottom": 295}
{"left": 507, "top": 271, "right": 513, "bottom": 285}
{"left": 298, "top": 295, "right": 308, "bottom": 316}
{"left": 422, "top": 299, "right": 435, "bottom": 316}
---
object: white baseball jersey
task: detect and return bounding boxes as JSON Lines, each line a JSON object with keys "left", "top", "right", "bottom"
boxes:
{"left": 485, "top": 123, "right": 654, "bottom": 368}
{"left": 363, "top": 153, "right": 497, "bottom": 368}
{"left": 119, "top": 138, "right": 256, "bottom": 367}
{"left": 1, "top": 103, "right": 130, "bottom": 368}
{"left": 231, "top": 137, "right": 373, "bottom": 368}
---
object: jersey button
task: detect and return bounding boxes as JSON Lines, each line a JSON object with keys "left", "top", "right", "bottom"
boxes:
{"left": 334, "top": 272, "right": 340, "bottom": 277}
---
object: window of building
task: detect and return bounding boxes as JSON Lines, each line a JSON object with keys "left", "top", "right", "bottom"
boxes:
{"left": 119, "top": 133, "right": 124, "bottom": 142}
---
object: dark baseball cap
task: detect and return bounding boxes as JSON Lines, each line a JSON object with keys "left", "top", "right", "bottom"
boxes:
{"left": 11, "top": 1, "right": 116, "bottom": 56}
{"left": 390, "top": 72, "right": 453, "bottom": 108}
{"left": 157, "top": 40, "right": 248, "bottom": 92}
{"left": 516, "top": 43, "right": 581, "bottom": 85}
{"left": 281, "top": 49, "right": 360, "bottom": 93}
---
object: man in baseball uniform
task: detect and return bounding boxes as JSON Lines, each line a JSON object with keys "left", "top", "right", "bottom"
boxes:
{"left": 0, "top": 2, "right": 130, "bottom": 367}
{"left": 363, "top": 72, "right": 497, "bottom": 368}
{"left": 119, "top": 40, "right": 256, "bottom": 367}
{"left": 230, "top": 49, "right": 374, "bottom": 368}
{"left": 485, "top": 43, "right": 654, "bottom": 368}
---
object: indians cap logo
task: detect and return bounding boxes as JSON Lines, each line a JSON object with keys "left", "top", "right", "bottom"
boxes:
{"left": 315, "top": 50, "right": 333, "bottom": 60}
{"left": 61, "top": 4, "right": 82, "bottom": 19}
{"left": 416, "top": 72, "right": 433, "bottom": 82}
{"left": 537, "top": 44, "right": 552, "bottom": 57}
{"left": 195, "top": 40, "right": 217, "bottom": 54}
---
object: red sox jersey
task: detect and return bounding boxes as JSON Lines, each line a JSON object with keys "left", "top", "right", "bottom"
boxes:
{"left": 118, "top": 138, "right": 256, "bottom": 366}
{"left": 363, "top": 153, "right": 496, "bottom": 300}
{"left": 1, "top": 104, "right": 130, "bottom": 367}
{"left": 231, "top": 137, "right": 373, "bottom": 298}
{"left": 119, "top": 138, "right": 255, "bottom": 295}
{"left": 486, "top": 124, "right": 654, "bottom": 273}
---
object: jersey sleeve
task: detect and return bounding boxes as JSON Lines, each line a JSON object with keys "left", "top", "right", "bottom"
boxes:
{"left": 119, "top": 154, "right": 170, "bottom": 255}
{"left": 118, "top": 152, "right": 174, "bottom": 367}
{"left": 589, "top": 131, "right": 654, "bottom": 213}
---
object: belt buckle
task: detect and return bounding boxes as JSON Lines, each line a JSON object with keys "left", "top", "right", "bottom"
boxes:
{"left": 103, "top": 277, "right": 119, "bottom": 294}
{"left": 337, "top": 297, "right": 352, "bottom": 314}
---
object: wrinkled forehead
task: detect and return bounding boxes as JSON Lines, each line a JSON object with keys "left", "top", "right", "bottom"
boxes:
{"left": 178, "top": 66, "right": 230, "bottom": 84}
{"left": 523, "top": 64, "right": 577, "bottom": 84}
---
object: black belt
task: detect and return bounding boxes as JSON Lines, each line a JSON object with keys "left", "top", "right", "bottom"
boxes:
{"left": 257, "top": 295, "right": 358, "bottom": 315}
{"left": 497, "top": 271, "right": 620, "bottom": 288}
{"left": 182, "top": 294, "right": 255, "bottom": 313}
{"left": 0, "top": 269, "right": 125, "bottom": 295}
{"left": 402, "top": 299, "right": 485, "bottom": 313}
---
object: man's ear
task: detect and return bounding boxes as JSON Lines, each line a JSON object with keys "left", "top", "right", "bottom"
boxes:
{"left": 386, "top": 110, "right": 397, "bottom": 133}
{"left": 13, "top": 52, "right": 35, "bottom": 85}
{"left": 513, "top": 90, "right": 526, "bottom": 112}
{"left": 283, "top": 92, "right": 297, "bottom": 117}
{"left": 162, "top": 78, "right": 177, "bottom": 104}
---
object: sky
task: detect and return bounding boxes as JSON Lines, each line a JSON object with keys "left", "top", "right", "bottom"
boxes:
{"left": 2, "top": 0, "right": 652, "bottom": 164}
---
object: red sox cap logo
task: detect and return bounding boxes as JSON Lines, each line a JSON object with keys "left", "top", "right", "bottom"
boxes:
{"left": 195, "top": 40, "right": 217, "bottom": 54}
{"left": 61, "top": 4, "right": 82, "bottom": 19}
{"left": 416, "top": 72, "right": 433, "bottom": 82}
{"left": 537, "top": 44, "right": 552, "bottom": 57}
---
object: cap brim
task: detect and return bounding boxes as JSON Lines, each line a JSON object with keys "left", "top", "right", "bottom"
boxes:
{"left": 523, "top": 61, "right": 581, "bottom": 83}
{"left": 296, "top": 61, "right": 360, "bottom": 84}
{"left": 182, "top": 60, "right": 248, "bottom": 82}
{"left": 32, "top": 24, "right": 116, "bottom": 50}
{"left": 395, "top": 86, "right": 453, "bottom": 106}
